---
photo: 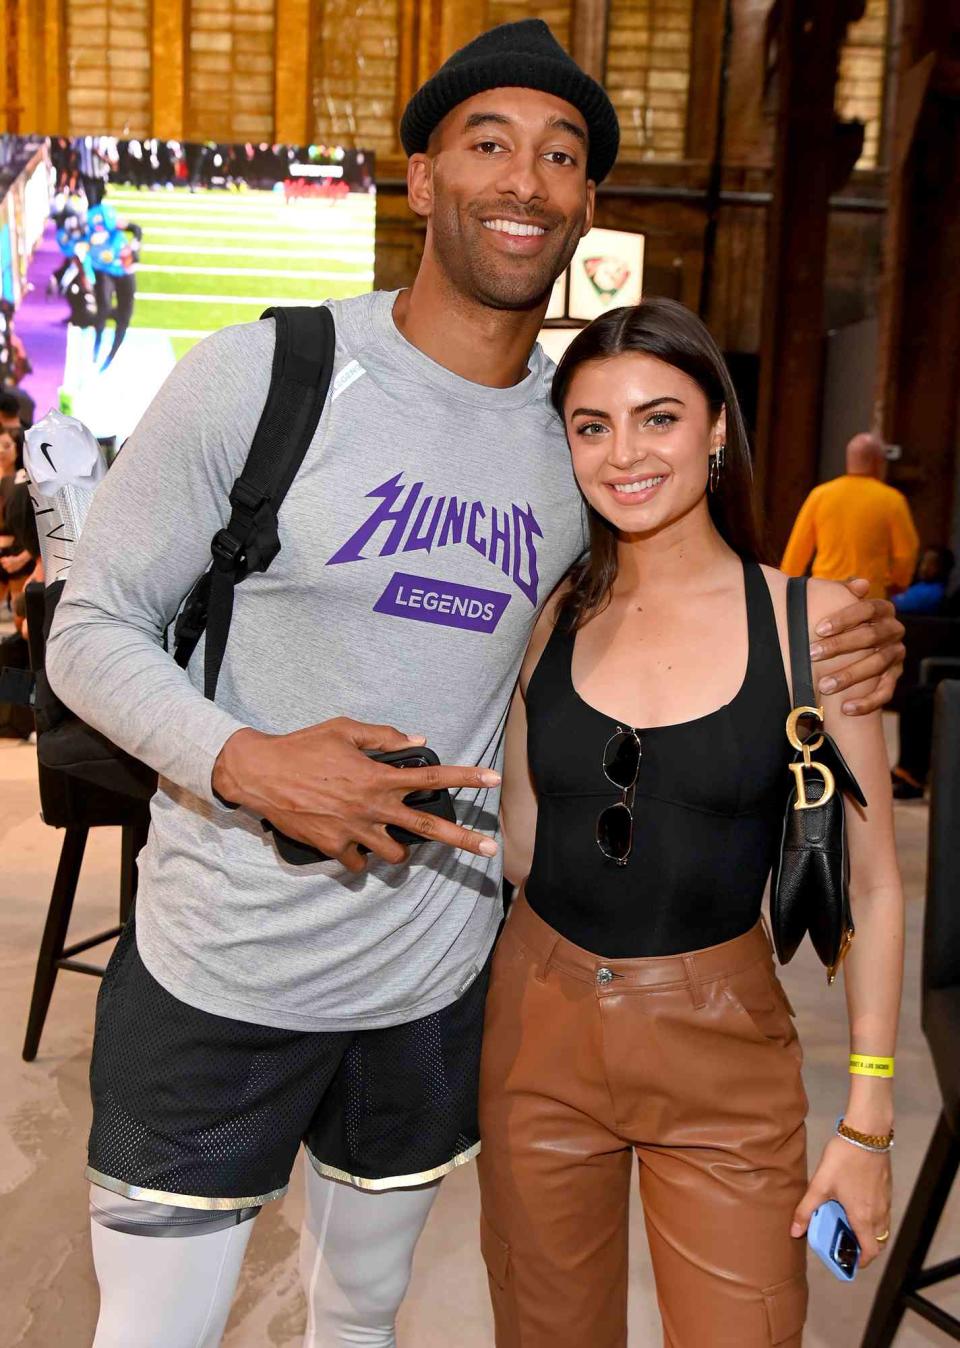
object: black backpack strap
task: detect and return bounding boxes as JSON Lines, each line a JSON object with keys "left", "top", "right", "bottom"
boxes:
{"left": 786, "top": 576, "right": 816, "bottom": 709}
{"left": 173, "top": 305, "right": 336, "bottom": 699}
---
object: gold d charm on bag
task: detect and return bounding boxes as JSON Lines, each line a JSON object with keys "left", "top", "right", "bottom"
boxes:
{"left": 786, "top": 705, "right": 836, "bottom": 810}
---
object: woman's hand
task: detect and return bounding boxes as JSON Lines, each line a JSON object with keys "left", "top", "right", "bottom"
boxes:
{"left": 790, "top": 1136, "right": 892, "bottom": 1268}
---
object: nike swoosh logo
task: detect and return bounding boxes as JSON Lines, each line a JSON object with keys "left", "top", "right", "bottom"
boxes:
{"left": 40, "top": 441, "right": 56, "bottom": 470}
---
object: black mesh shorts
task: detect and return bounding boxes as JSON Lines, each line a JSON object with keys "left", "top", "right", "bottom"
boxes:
{"left": 87, "top": 920, "right": 490, "bottom": 1209}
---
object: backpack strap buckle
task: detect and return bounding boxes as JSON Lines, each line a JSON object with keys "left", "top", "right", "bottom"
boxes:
{"left": 219, "top": 478, "right": 280, "bottom": 575}
{"left": 211, "top": 480, "right": 279, "bottom": 576}
{"left": 211, "top": 526, "right": 245, "bottom": 572}
{"left": 229, "top": 479, "right": 268, "bottom": 514}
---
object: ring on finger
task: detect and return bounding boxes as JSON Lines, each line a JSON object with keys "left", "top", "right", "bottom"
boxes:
{"left": 875, "top": 1230, "right": 891, "bottom": 1244}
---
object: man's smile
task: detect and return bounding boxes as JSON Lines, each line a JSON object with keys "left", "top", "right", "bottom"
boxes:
{"left": 481, "top": 218, "right": 548, "bottom": 236}
{"left": 478, "top": 214, "right": 553, "bottom": 255}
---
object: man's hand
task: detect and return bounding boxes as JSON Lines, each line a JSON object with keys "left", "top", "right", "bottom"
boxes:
{"left": 808, "top": 579, "right": 905, "bottom": 716}
{"left": 212, "top": 718, "right": 501, "bottom": 873}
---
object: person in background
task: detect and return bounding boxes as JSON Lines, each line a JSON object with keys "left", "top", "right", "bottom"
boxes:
{"left": 0, "top": 424, "right": 19, "bottom": 612}
{"left": 0, "top": 424, "right": 18, "bottom": 504}
{"left": 0, "top": 426, "right": 40, "bottom": 604}
{"left": 893, "top": 545, "right": 955, "bottom": 616}
{"left": 0, "top": 388, "right": 23, "bottom": 436}
{"left": 0, "top": 380, "right": 33, "bottom": 433}
{"left": 51, "top": 197, "right": 98, "bottom": 328}
{"left": 0, "top": 423, "right": 40, "bottom": 739}
{"left": 0, "top": 300, "right": 34, "bottom": 426}
{"left": 781, "top": 432, "right": 919, "bottom": 599}
{"left": 0, "top": 259, "right": 33, "bottom": 720}
{"left": 75, "top": 135, "right": 117, "bottom": 207}
{"left": 7, "top": 381, "right": 35, "bottom": 430}
{"left": 48, "top": 137, "right": 75, "bottom": 191}
{"left": 87, "top": 203, "right": 142, "bottom": 371}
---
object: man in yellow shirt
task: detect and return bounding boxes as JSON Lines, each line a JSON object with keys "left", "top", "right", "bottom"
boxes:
{"left": 781, "top": 433, "right": 920, "bottom": 598}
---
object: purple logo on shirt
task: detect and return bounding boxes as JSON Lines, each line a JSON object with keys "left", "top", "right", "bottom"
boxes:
{"left": 327, "top": 472, "right": 543, "bottom": 606}
{"left": 373, "top": 572, "right": 512, "bottom": 633}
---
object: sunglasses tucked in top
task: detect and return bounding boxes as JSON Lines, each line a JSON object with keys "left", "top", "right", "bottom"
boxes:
{"left": 597, "top": 726, "right": 641, "bottom": 865}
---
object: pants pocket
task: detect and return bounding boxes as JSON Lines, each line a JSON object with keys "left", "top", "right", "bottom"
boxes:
{"left": 763, "top": 1271, "right": 807, "bottom": 1345}
{"left": 481, "top": 1210, "right": 521, "bottom": 1347}
{"left": 721, "top": 960, "right": 797, "bottom": 1046}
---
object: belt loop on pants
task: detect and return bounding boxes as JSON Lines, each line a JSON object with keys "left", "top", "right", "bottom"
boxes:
{"left": 535, "top": 933, "right": 561, "bottom": 984}
{"left": 682, "top": 954, "right": 706, "bottom": 1009}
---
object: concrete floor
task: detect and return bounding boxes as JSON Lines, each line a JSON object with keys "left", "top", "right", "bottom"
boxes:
{"left": 2, "top": 727, "right": 959, "bottom": 1348}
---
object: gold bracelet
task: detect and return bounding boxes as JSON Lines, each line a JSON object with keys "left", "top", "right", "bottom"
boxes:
{"left": 849, "top": 1054, "right": 894, "bottom": 1078}
{"left": 836, "top": 1118, "right": 895, "bottom": 1153}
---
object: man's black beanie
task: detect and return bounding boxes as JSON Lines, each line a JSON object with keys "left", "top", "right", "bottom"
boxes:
{"left": 400, "top": 19, "right": 620, "bottom": 184}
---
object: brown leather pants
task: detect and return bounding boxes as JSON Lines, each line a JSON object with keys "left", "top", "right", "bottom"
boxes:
{"left": 477, "top": 895, "right": 809, "bottom": 1348}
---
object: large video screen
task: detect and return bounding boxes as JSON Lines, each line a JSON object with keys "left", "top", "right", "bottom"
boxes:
{"left": 0, "top": 136, "right": 376, "bottom": 442}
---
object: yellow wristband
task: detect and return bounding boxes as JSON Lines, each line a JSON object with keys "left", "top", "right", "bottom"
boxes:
{"left": 849, "top": 1054, "right": 894, "bottom": 1078}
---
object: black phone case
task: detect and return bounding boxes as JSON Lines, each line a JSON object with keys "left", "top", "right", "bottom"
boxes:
{"left": 264, "top": 746, "right": 457, "bottom": 865}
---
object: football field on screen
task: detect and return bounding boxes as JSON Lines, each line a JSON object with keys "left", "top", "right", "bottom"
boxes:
{"left": 61, "top": 185, "right": 375, "bottom": 439}
{"left": 112, "top": 185, "right": 375, "bottom": 358}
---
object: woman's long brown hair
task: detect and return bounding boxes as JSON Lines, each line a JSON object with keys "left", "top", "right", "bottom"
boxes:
{"left": 550, "top": 297, "right": 765, "bottom": 632}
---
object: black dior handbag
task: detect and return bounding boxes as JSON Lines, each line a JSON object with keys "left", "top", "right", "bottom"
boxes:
{"left": 771, "top": 577, "right": 867, "bottom": 984}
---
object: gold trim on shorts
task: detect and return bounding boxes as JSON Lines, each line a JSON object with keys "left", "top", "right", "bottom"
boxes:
{"left": 86, "top": 1165, "right": 287, "bottom": 1210}
{"left": 305, "top": 1140, "right": 481, "bottom": 1191}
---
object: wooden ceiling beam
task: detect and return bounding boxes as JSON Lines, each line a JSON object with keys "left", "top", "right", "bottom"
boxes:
{"left": 754, "top": 0, "right": 866, "bottom": 555}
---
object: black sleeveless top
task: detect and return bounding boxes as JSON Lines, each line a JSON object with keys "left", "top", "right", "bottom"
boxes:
{"left": 524, "top": 561, "right": 791, "bottom": 958}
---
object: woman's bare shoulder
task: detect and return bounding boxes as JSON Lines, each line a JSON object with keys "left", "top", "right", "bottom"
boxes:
{"left": 519, "top": 576, "right": 573, "bottom": 694}
{"left": 758, "top": 565, "right": 848, "bottom": 634}
{"left": 757, "top": 564, "right": 793, "bottom": 629}
{"left": 806, "top": 576, "right": 855, "bottom": 627}
{"left": 758, "top": 563, "right": 789, "bottom": 600}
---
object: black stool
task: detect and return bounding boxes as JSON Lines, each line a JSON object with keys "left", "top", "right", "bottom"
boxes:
{"left": 861, "top": 679, "right": 960, "bottom": 1346}
{"left": 21, "top": 582, "right": 151, "bottom": 1062}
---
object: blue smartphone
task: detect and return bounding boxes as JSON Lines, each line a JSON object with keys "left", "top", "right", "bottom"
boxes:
{"left": 808, "top": 1201, "right": 860, "bottom": 1281}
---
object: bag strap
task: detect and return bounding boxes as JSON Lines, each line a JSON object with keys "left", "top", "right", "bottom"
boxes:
{"left": 173, "top": 305, "right": 336, "bottom": 699}
{"left": 785, "top": 576, "right": 868, "bottom": 807}
{"left": 786, "top": 576, "right": 817, "bottom": 711}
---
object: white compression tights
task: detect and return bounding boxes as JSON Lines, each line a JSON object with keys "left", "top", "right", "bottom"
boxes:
{"left": 90, "top": 1166, "right": 441, "bottom": 1347}
{"left": 299, "top": 1170, "right": 440, "bottom": 1347}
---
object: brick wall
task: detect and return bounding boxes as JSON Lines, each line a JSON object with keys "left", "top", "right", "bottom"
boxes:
{"left": 66, "top": 0, "right": 151, "bottom": 136}
{"left": 837, "top": 0, "right": 888, "bottom": 169}
{"left": 606, "top": 0, "right": 693, "bottom": 162}
{"left": 186, "top": 0, "right": 276, "bottom": 143}
{"left": 311, "top": 0, "right": 399, "bottom": 155}
{"left": 486, "top": 2, "right": 571, "bottom": 51}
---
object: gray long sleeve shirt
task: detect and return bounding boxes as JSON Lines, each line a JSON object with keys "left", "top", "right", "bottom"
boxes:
{"left": 46, "top": 289, "right": 585, "bottom": 1030}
